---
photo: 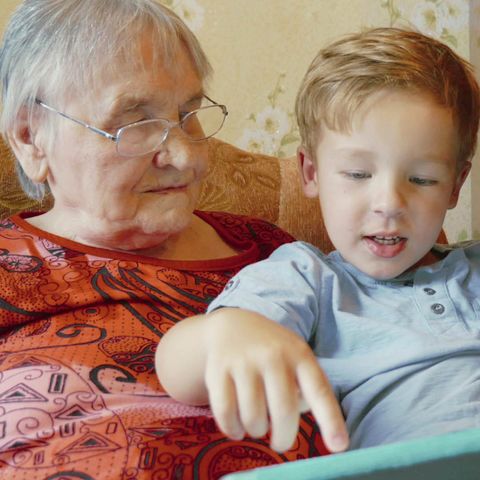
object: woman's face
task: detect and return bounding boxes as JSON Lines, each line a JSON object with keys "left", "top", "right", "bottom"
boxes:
{"left": 43, "top": 39, "right": 208, "bottom": 251}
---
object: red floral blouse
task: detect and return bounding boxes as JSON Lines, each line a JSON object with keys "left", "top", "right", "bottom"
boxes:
{"left": 0, "top": 211, "right": 327, "bottom": 480}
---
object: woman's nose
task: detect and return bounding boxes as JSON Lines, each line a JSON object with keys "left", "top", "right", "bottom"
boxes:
{"left": 152, "top": 135, "right": 207, "bottom": 172}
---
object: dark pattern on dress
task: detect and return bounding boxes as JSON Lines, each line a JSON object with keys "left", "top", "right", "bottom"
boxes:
{"left": 0, "top": 211, "right": 327, "bottom": 479}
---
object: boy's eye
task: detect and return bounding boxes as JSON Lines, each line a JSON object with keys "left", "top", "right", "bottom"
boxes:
{"left": 409, "top": 177, "right": 438, "bottom": 186}
{"left": 344, "top": 171, "right": 371, "bottom": 180}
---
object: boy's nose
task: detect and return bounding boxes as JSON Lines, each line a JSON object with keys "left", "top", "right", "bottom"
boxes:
{"left": 372, "top": 181, "right": 406, "bottom": 218}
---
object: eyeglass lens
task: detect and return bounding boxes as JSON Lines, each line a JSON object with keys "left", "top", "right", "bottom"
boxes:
{"left": 117, "top": 105, "right": 226, "bottom": 156}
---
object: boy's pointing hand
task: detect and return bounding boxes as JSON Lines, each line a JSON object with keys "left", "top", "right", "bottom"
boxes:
{"left": 204, "top": 308, "right": 349, "bottom": 453}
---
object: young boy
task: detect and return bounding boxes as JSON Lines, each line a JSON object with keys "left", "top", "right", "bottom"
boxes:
{"left": 156, "top": 28, "right": 480, "bottom": 456}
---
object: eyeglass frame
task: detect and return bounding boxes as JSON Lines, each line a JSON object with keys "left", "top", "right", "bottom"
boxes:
{"left": 35, "top": 95, "right": 228, "bottom": 157}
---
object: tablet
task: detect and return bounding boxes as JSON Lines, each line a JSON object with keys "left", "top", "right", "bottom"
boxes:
{"left": 221, "top": 427, "right": 480, "bottom": 480}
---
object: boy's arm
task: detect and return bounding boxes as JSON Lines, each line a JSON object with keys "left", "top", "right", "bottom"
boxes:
{"left": 156, "top": 307, "right": 348, "bottom": 453}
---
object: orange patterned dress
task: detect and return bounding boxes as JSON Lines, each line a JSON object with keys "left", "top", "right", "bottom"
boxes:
{"left": 0, "top": 211, "right": 327, "bottom": 480}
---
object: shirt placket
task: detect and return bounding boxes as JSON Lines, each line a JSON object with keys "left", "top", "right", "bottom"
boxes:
{"left": 413, "top": 268, "right": 466, "bottom": 337}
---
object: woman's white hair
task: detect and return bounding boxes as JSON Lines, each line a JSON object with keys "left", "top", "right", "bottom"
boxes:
{"left": 0, "top": 0, "right": 212, "bottom": 199}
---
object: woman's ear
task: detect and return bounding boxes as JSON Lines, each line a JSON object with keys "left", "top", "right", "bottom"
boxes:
{"left": 448, "top": 161, "right": 471, "bottom": 209}
{"left": 297, "top": 146, "right": 319, "bottom": 198}
{"left": 6, "top": 107, "right": 49, "bottom": 183}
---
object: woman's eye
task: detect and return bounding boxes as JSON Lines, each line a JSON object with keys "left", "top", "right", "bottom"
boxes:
{"left": 114, "top": 116, "right": 148, "bottom": 130}
{"left": 410, "top": 177, "right": 437, "bottom": 186}
{"left": 179, "top": 111, "right": 190, "bottom": 121}
{"left": 179, "top": 100, "right": 202, "bottom": 121}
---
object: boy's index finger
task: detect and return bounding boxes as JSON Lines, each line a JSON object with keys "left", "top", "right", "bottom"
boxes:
{"left": 296, "top": 358, "right": 349, "bottom": 453}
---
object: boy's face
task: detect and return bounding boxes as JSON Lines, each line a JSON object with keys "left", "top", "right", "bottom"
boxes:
{"left": 299, "top": 89, "right": 470, "bottom": 280}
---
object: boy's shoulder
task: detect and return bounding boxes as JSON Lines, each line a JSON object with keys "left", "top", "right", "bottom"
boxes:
{"left": 432, "top": 240, "right": 480, "bottom": 269}
{"left": 272, "top": 240, "right": 332, "bottom": 260}
{"left": 269, "top": 241, "right": 344, "bottom": 274}
{"left": 434, "top": 239, "right": 480, "bottom": 251}
{"left": 434, "top": 240, "right": 480, "bottom": 254}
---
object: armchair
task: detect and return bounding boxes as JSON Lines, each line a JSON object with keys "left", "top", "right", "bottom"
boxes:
{"left": 0, "top": 135, "right": 335, "bottom": 251}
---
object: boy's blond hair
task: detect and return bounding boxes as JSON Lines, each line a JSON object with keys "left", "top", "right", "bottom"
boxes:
{"left": 295, "top": 28, "right": 480, "bottom": 167}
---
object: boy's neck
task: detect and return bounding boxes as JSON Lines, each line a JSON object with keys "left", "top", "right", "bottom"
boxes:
{"left": 407, "top": 247, "right": 448, "bottom": 272}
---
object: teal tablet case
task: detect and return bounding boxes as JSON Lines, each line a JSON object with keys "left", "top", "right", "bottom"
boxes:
{"left": 221, "top": 427, "right": 480, "bottom": 480}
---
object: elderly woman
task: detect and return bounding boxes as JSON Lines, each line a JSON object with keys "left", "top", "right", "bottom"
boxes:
{"left": 0, "top": 1, "right": 325, "bottom": 479}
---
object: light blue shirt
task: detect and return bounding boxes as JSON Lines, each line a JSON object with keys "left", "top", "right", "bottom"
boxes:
{"left": 208, "top": 241, "right": 480, "bottom": 449}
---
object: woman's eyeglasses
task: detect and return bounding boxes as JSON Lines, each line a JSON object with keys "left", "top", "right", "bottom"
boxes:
{"left": 36, "top": 96, "right": 228, "bottom": 157}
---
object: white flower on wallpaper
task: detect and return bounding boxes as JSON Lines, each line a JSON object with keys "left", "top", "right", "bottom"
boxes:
{"left": 237, "top": 128, "right": 278, "bottom": 156}
{"left": 160, "top": 0, "right": 204, "bottom": 32}
{"left": 237, "top": 74, "right": 299, "bottom": 157}
{"left": 411, "top": 0, "right": 467, "bottom": 43}
{"left": 256, "top": 106, "right": 291, "bottom": 140}
{"left": 381, "top": 0, "right": 467, "bottom": 47}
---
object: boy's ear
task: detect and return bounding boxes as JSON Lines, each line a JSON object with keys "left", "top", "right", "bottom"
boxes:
{"left": 297, "top": 146, "right": 319, "bottom": 198}
{"left": 6, "top": 107, "right": 49, "bottom": 183}
{"left": 448, "top": 161, "right": 471, "bottom": 209}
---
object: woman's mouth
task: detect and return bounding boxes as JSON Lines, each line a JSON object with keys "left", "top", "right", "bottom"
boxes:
{"left": 146, "top": 185, "right": 188, "bottom": 194}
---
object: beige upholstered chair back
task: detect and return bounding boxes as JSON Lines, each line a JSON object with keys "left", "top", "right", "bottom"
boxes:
{"left": 200, "top": 138, "right": 334, "bottom": 251}
{"left": 0, "top": 136, "right": 335, "bottom": 251}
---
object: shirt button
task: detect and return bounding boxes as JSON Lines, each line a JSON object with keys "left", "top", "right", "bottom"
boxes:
{"left": 423, "top": 288, "right": 436, "bottom": 295}
{"left": 431, "top": 303, "right": 445, "bottom": 315}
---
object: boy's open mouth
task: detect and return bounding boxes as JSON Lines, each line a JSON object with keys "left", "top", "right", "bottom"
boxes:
{"left": 364, "top": 235, "right": 407, "bottom": 258}
{"left": 369, "top": 235, "right": 404, "bottom": 245}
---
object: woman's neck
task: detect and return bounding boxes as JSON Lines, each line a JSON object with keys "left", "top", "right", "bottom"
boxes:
{"left": 26, "top": 210, "right": 240, "bottom": 261}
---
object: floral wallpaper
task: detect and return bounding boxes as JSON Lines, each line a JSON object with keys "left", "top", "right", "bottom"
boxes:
{"left": 0, "top": 0, "right": 478, "bottom": 240}
{"left": 163, "top": 0, "right": 478, "bottom": 241}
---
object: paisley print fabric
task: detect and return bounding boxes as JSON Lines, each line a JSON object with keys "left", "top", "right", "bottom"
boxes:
{"left": 0, "top": 211, "right": 327, "bottom": 479}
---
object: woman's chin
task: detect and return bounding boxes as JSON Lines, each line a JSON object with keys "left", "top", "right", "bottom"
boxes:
{"left": 65, "top": 203, "right": 196, "bottom": 251}
{"left": 120, "top": 211, "right": 194, "bottom": 251}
